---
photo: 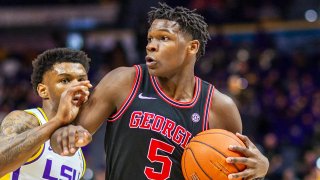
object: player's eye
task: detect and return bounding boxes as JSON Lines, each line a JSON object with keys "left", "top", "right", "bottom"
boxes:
{"left": 161, "top": 36, "right": 169, "bottom": 41}
{"left": 147, "top": 37, "right": 152, "bottom": 43}
{"left": 78, "top": 78, "right": 86, "bottom": 82}
{"left": 60, "top": 79, "right": 70, "bottom": 84}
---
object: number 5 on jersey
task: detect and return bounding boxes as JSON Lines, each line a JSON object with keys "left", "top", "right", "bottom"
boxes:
{"left": 144, "top": 138, "right": 175, "bottom": 180}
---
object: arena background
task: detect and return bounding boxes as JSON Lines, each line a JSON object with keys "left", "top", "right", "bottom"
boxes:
{"left": 0, "top": 0, "right": 319, "bottom": 179}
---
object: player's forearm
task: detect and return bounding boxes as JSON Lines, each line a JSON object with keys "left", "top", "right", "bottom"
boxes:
{"left": 0, "top": 120, "right": 62, "bottom": 176}
{"left": 74, "top": 111, "right": 104, "bottom": 135}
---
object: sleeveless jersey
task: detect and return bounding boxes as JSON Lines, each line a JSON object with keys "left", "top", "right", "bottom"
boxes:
{"left": 105, "top": 65, "right": 214, "bottom": 179}
{"left": 0, "top": 108, "right": 86, "bottom": 180}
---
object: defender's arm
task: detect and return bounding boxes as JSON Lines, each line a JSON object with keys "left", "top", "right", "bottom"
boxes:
{"left": 0, "top": 111, "right": 63, "bottom": 177}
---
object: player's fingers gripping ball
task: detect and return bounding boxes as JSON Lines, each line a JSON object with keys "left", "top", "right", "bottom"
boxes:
{"left": 181, "top": 129, "right": 246, "bottom": 180}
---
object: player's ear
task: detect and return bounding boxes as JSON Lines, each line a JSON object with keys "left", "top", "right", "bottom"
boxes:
{"left": 188, "top": 40, "right": 200, "bottom": 56}
{"left": 37, "top": 83, "right": 49, "bottom": 99}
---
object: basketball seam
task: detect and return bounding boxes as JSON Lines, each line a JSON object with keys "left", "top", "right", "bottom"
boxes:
{"left": 209, "top": 160, "right": 230, "bottom": 175}
{"left": 195, "top": 132, "right": 245, "bottom": 148}
{"left": 182, "top": 149, "right": 189, "bottom": 179}
{"left": 186, "top": 147, "right": 212, "bottom": 180}
{"left": 191, "top": 140, "right": 242, "bottom": 172}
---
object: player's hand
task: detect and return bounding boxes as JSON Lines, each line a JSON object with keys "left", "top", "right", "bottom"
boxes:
{"left": 55, "top": 80, "right": 92, "bottom": 126}
{"left": 50, "top": 125, "right": 92, "bottom": 156}
{"left": 226, "top": 133, "right": 269, "bottom": 180}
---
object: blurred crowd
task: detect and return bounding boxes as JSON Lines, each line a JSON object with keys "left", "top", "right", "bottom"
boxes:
{"left": 0, "top": 0, "right": 310, "bottom": 23}
{"left": 195, "top": 27, "right": 320, "bottom": 180}
{"left": 0, "top": 0, "right": 320, "bottom": 180}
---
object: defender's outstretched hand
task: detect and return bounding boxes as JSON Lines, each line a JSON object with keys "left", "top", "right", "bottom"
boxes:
{"left": 50, "top": 125, "right": 92, "bottom": 156}
{"left": 226, "top": 133, "right": 269, "bottom": 180}
{"left": 55, "top": 80, "right": 92, "bottom": 125}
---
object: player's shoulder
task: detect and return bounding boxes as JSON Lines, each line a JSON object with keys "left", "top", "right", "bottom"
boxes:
{"left": 210, "top": 88, "right": 239, "bottom": 115}
{"left": 108, "top": 66, "right": 136, "bottom": 74}
{"left": 209, "top": 88, "right": 242, "bottom": 133}
{"left": 2, "top": 110, "right": 38, "bottom": 123}
{"left": 93, "top": 66, "right": 138, "bottom": 101}
{"left": 0, "top": 110, "right": 39, "bottom": 135}
{"left": 195, "top": 78, "right": 235, "bottom": 108}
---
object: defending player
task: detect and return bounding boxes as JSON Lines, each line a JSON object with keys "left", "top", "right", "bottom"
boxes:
{"left": 51, "top": 3, "right": 269, "bottom": 180}
{"left": 0, "top": 48, "right": 92, "bottom": 179}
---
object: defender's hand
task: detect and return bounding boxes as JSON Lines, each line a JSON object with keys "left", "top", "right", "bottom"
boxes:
{"left": 50, "top": 125, "right": 92, "bottom": 156}
{"left": 226, "top": 133, "right": 269, "bottom": 180}
{"left": 55, "top": 81, "right": 92, "bottom": 125}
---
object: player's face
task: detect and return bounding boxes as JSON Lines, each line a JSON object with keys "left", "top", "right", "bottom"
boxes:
{"left": 41, "top": 62, "right": 88, "bottom": 109}
{"left": 146, "top": 19, "right": 193, "bottom": 77}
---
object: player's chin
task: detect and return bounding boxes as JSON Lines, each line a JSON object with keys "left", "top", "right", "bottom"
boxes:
{"left": 148, "top": 66, "right": 166, "bottom": 75}
{"left": 147, "top": 68, "right": 159, "bottom": 76}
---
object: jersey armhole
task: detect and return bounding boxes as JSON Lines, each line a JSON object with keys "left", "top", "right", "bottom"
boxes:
{"left": 202, "top": 85, "right": 214, "bottom": 131}
{"left": 107, "top": 65, "right": 142, "bottom": 122}
{"left": 0, "top": 172, "right": 11, "bottom": 180}
{"left": 24, "top": 144, "right": 45, "bottom": 165}
{"left": 79, "top": 148, "right": 86, "bottom": 178}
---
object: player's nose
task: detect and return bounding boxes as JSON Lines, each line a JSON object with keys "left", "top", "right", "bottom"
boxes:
{"left": 146, "top": 41, "right": 158, "bottom": 52}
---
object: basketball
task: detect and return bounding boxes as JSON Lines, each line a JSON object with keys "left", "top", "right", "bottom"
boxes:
{"left": 181, "top": 129, "right": 247, "bottom": 180}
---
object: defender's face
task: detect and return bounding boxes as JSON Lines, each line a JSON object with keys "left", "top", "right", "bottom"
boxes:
{"left": 146, "top": 19, "right": 191, "bottom": 77}
{"left": 41, "top": 62, "right": 88, "bottom": 109}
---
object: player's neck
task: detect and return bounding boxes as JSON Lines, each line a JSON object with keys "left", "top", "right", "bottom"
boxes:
{"left": 157, "top": 73, "right": 195, "bottom": 102}
{"left": 41, "top": 101, "right": 57, "bottom": 120}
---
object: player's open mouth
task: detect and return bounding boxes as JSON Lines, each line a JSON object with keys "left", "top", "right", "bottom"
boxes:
{"left": 72, "top": 95, "right": 81, "bottom": 105}
{"left": 145, "top": 56, "right": 157, "bottom": 66}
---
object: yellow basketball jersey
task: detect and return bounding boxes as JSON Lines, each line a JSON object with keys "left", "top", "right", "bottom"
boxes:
{"left": 0, "top": 108, "right": 86, "bottom": 180}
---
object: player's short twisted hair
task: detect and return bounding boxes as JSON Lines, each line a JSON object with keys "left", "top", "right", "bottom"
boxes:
{"left": 148, "top": 2, "right": 210, "bottom": 59}
{"left": 31, "top": 48, "right": 91, "bottom": 94}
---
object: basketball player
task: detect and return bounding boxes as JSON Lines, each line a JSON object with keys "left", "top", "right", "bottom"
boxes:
{"left": 0, "top": 48, "right": 92, "bottom": 179}
{"left": 51, "top": 3, "right": 269, "bottom": 179}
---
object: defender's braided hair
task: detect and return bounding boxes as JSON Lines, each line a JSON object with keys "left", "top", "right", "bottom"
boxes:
{"left": 148, "top": 2, "right": 210, "bottom": 59}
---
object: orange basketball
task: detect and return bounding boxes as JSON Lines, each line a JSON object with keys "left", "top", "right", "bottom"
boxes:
{"left": 181, "top": 129, "right": 246, "bottom": 180}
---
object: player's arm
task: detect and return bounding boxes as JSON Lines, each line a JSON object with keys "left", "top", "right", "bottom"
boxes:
{"left": 50, "top": 66, "right": 137, "bottom": 155}
{"left": 208, "top": 89, "right": 269, "bottom": 180}
{"left": 0, "top": 111, "right": 64, "bottom": 177}
{"left": 208, "top": 89, "right": 242, "bottom": 133}
{"left": 76, "top": 66, "right": 136, "bottom": 133}
{"left": 0, "top": 81, "right": 91, "bottom": 177}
